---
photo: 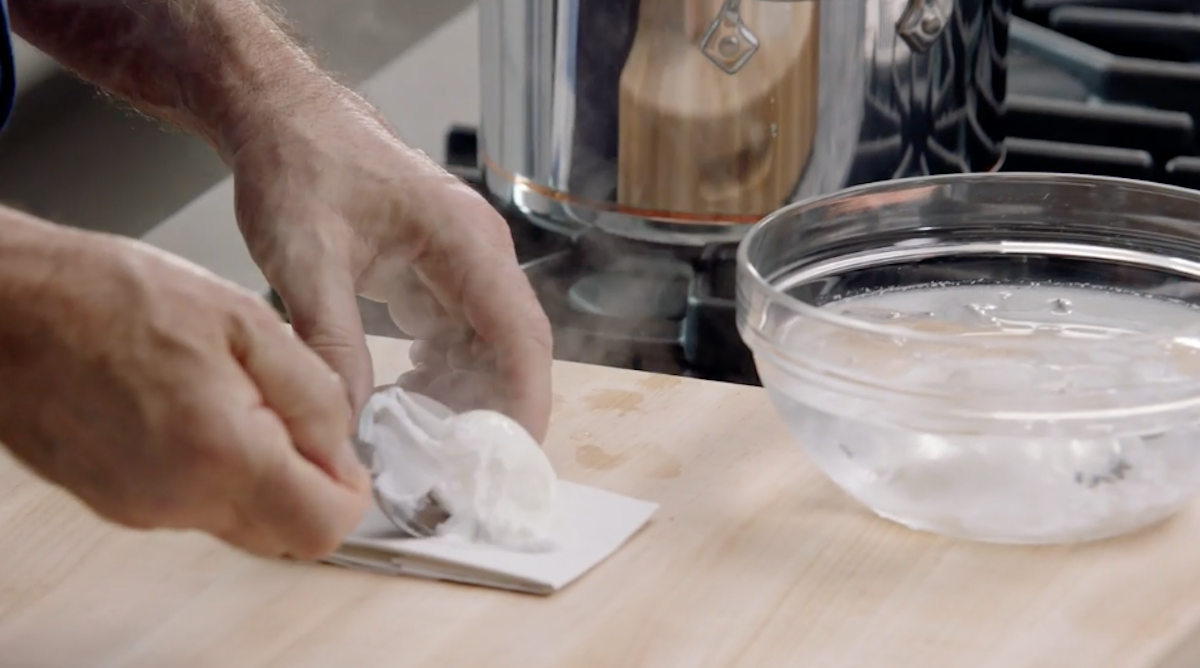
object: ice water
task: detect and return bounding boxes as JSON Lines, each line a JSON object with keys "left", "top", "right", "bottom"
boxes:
{"left": 768, "top": 283, "right": 1200, "bottom": 543}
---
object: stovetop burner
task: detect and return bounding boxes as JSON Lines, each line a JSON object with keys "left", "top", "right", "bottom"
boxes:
{"left": 272, "top": 0, "right": 1200, "bottom": 387}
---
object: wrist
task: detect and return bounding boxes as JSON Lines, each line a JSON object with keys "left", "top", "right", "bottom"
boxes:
{"left": 176, "top": 1, "right": 382, "bottom": 163}
{"left": 210, "top": 66, "right": 348, "bottom": 161}
{"left": 221, "top": 78, "right": 390, "bottom": 165}
{"left": 176, "top": 6, "right": 339, "bottom": 161}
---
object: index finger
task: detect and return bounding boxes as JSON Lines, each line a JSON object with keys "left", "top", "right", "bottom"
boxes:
{"left": 227, "top": 298, "right": 371, "bottom": 491}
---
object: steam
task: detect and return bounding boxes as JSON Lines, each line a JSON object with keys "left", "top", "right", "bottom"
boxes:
{"left": 530, "top": 245, "right": 698, "bottom": 375}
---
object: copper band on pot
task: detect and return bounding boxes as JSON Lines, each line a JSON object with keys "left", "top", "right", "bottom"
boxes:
{"left": 481, "top": 155, "right": 766, "bottom": 226}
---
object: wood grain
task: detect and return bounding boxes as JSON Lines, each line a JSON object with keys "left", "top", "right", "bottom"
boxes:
{"left": 617, "top": 0, "right": 819, "bottom": 218}
{"left": 2, "top": 336, "right": 1200, "bottom": 667}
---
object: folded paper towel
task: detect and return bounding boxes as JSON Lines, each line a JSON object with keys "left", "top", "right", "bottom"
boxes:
{"left": 328, "top": 481, "right": 658, "bottom": 595}
{"left": 325, "top": 386, "right": 659, "bottom": 595}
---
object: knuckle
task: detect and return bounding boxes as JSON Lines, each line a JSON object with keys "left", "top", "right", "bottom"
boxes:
{"left": 166, "top": 407, "right": 242, "bottom": 477}
{"left": 291, "top": 352, "right": 355, "bottom": 422}
{"left": 282, "top": 314, "right": 359, "bottom": 370}
{"left": 222, "top": 295, "right": 286, "bottom": 348}
{"left": 244, "top": 422, "right": 292, "bottom": 493}
{"left": 297, "top": 323, "right": 358, "bottom": 362}
{"left": 232, "top": 293, "right": 285, "bottom": 331}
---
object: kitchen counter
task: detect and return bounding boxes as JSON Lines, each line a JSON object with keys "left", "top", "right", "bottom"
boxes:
{"left": 141, "top": 4, "right": 481, "bottom": 294}
{"left": 6, "top": 335, "right": 1200, "bottom": 667}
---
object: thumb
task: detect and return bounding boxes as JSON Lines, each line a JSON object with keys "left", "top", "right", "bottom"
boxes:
{"left": 274, "top": 267, "right": 374, "bottom": 420}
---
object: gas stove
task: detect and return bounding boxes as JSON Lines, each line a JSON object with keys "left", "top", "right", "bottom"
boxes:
{"left": 1006, "top": 0, "right": 1200, "bottom": 183}
{"left": 289, "top": 0, "right": 1200, "bottom": 387}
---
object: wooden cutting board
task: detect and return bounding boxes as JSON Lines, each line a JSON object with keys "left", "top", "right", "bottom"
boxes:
{"left": 4, "top": 335, "right": 1200, "bottom": 668}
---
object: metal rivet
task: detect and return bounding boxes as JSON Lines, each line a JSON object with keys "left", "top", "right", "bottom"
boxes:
{"left": 718, "top": 35, "right": 741, "bottom": 58}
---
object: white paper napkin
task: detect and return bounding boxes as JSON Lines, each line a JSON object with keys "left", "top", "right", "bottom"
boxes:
{"left": 325, "top": 481, "right": 658, "bottom": 595}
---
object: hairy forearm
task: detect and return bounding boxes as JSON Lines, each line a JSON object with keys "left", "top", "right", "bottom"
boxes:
{"left": 7, "top": 0, "right": 335, "bottom": 158}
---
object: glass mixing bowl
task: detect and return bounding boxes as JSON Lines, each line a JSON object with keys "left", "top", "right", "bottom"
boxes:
{"left": 737, "top": 173, "right": 1200, "bottom": 544}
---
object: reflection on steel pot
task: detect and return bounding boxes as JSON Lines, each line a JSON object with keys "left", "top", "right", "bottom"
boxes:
{"left": 478, "top": 0, "right": 1011, "bottom": 246}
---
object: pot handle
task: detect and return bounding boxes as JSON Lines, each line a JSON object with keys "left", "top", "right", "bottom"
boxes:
{"left": 700, "top": 0, "right": 761, "bottom": 74}
{"left": 700, "top": 0, "right": 951, "bottom": 72}
{"left": 896, "top": 0, "right": 955, "bottom": 53}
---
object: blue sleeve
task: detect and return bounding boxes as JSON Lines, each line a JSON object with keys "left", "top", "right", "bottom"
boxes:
{"left": 0, "top": 0, "right": 18, "bottom": 134}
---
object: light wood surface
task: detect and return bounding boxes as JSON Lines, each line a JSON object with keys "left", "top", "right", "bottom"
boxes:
{"left": 4, "top": 335, "right": 1200, "bottom": 667}
{"left": 617, "top": 0, "right": 818, "bottom": 218}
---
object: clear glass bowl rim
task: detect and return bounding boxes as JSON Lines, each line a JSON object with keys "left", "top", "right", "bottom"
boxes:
{"left": 737, "top": 171, "right": 1200, "bottom": 350}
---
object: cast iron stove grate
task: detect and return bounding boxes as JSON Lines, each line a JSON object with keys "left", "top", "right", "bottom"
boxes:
{"left": 1006, "top": 0, "right": 1200, "bottom": 185}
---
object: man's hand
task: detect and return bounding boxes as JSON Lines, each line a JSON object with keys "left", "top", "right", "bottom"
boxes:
{"left": 230, "top": 91, "right": 554, "bottom": 441}
{"left": 0, "top": 214, "right": 371, "bottom": 559}
{"left": 8, "top": 0, "right": 555, "bottom": 440}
